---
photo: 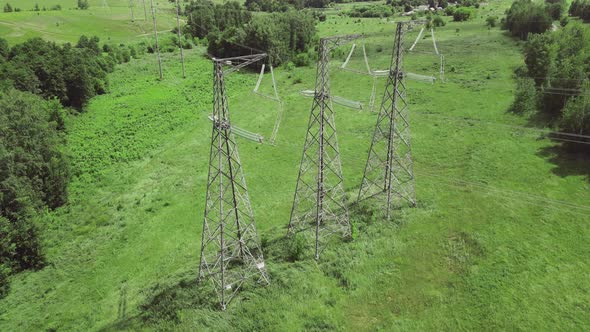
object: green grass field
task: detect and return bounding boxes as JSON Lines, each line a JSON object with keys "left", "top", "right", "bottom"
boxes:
{"left": 0, "top": 1, "right": 589, "bottom": 330}
{"left": 0, "top": 0, "right": 176, "bottom": 44}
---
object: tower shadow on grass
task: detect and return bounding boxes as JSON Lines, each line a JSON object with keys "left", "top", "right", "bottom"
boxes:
{"left": 98, "top": 271, "right": 218, "bottom": 331}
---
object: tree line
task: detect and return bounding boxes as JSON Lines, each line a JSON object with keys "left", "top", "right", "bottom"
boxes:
{"left": 0, "top": 35, "right": 142, "bottom": 297}
{"left": 0, "top": 89, "right": 68, "bottom": 297}
{"left": 512, "top": 22, "right": 590, "bottom": 145}
{"left": 503, "top": 0, "right": 568, "bottom": 40}
{"left": 185, "top": 0, "right": 317, "bottom": 66}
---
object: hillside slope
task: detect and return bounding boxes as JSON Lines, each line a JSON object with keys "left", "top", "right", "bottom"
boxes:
{"left": 1, "top": 14, "right": 589, "bottom": 331}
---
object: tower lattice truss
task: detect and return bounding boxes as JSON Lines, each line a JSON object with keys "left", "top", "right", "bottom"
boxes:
{"left": 289, "top": 36, "right": 358, "bottom": 259}
{"left": 199, "top": 58, "right": 269, "bottom": 310}
{"left": 358, "top": 22, "right": 417, "bottom": 220}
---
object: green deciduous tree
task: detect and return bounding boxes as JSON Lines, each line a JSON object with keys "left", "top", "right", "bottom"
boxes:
{"left": 1, "top": 37, "right": 111, "bottom": 109}
{"left": 523, "top": 33, "right": 554, "bottom": 87}
{"left": 77, "top": 0, "right": 89, "bottom": 10}
{"left": 453, "top": 7, "right": 474, "bottom": 22}
{"left": 560, "top": 86, "right": 590, "bottom": 136}
{"left": 545, "top": 0, "right": 566, "bottom": 20}
{"left": 504, "top": 0, "right": 552, "bottom": 40}
{"left": 510, "top": 78, "right": 538, "bottom": 114}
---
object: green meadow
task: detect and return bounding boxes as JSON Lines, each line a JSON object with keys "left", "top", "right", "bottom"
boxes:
{"left": 0, "top": 0, "right": 176, "bottom": 44}
{"left": 0, "top": 0, "right": 589, "bottom": 330}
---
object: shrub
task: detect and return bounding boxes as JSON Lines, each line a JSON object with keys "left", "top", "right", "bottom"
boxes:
{"left": 444, "top": 6, "right": 455, "bottom": 16}
{"left": 453, "top": 7, "right": 473, "bottom": 21}
{"left": 293, "top": 52, "right": 310, "bottom": 67}
{"left": 77, "top": 0, "right": 89, "bottom": 10}
{"left": 433, "top": 15, "right": 446, "bottom": 27}
{"left": 286, "top": 234, "right": 306, "bottom": 261}
{"left": 560, "top": 16, "right": 569, "bottom": 27}
{"left": 510, "top": 78, "right": 538, "bottom": 114}
{"left": 0, "top": 263, "right": 10, "bottom": 298}
{"left": 486, "top": 15, "right": 498, "bottom": 27}
{"left": 560, "top": 89, "right": 590, "bottom": 136}
{"left": 3, "top": 3, "right": 13, "bottom": 12}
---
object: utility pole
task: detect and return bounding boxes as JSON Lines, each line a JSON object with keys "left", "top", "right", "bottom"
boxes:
{"left": 149, "top": 0, "right": 163, "bottom": 80}
{"left": 199, "top": 54, "right": 270, "bottom": 311}
{"left": 357, "top": 22, "right": 420, "bottom": 220}
{"left": 129, "top": 0, "right": 134, "bottom": 22}
{"left": 175, "top": 0, "right": 186, "bottom": 78}
{"left": 142, "top": 0, "right": 148, "bottom": 20}
{"left": 288, "top": 35, "right": 359, "bottom": 259}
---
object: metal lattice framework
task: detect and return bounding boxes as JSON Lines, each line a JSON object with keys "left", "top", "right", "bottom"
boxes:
{"left": 358, "top": 22, "right": 418, "bottom": 220}
{"left": 289, "top": 36, "right": 360, "bottom": 259}
{"left": 199, "top": 54, "right": 269, "bottom": 310}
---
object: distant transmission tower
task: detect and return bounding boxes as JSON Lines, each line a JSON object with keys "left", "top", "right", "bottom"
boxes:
{"left": 149, "top": 0, "right": 163, "bottom": 80}
{"left": 357, "top": 22, "right": 421, "bottom": 220}
{"left": 289, "top": 35, "right": 359, "bottom": 259}
{"left": 174, "top": 0, "right": 186, "bottom": 78}
{"left": 128, "top": 0, "right": 134, "bottom": 22}
{"left": 199, "top": 54, "right": 270, "bottom": 310}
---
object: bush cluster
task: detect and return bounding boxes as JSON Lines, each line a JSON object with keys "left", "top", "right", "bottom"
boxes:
{"left": 452, "top": 7, "right": 474, "bottom": 21}
{"left": 346, "top": 4, "right": 395, "bottom": 18}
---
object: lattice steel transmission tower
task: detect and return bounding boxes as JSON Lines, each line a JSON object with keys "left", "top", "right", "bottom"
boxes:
{"left": 357, "top": 22, "right": 420, "bottom": 220}
{"left": 199, "top": 54, "right": 269, "bottom": 310}
{"left": 289, "top": 35, "right": 360, "bottom": 259}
